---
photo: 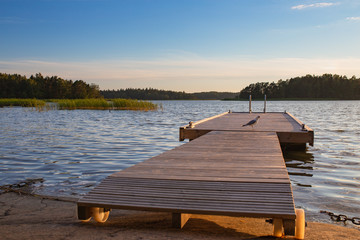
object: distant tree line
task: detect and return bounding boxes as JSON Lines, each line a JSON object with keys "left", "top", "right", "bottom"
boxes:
{"left": 101, "top": 88, "right": 195, "bottom": 100}
{"left": 3, "top": 72, "right": 359, "bottom": 100}
{"left": 192, "top": 91, "right": 238, "bottom": 100}
{"left": 0, "top": 73, "right": 102, "bottom": 99}
{"left": 101, "top": 89, "right": 238, "bottom": 100}
{"left": 237, "top": 74, "right": 360, "bottom": 100}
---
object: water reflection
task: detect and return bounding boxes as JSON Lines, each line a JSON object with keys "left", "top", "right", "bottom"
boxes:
{"left": 284, "top": 150, "right": 314, "bottom": 186}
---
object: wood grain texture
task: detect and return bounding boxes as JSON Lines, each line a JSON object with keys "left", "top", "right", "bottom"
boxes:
{"left": 78, "top": 131, "right": 296, "bottom": 220}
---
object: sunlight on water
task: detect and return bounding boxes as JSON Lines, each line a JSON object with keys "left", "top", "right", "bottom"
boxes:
{"left": 0, "top": 100, "right": 359, "bottom": 226}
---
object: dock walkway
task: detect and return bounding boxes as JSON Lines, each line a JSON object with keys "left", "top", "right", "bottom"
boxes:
{"left": 77, "top": 112, "right": 312, "bottom": 239}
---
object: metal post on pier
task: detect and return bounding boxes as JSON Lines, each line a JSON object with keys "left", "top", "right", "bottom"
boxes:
{"left": 249, "top": 95, "right": 252, "bottom": 113}
{"left": 263, "top": 94, "right": 267, "bottom": 113}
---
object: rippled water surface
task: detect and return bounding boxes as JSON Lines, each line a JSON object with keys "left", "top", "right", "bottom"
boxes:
{"left": 1, "top": 101, "right": 359, "bottom": 226}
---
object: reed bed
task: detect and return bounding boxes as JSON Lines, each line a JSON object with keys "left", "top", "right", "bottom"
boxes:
{"left": 0, "top": 98, "right": 157, "bottom": 111}
{"left": 57, "top": 99, "right": 110, "bottom": 110}
{"left": 0, "top": 99, "right": 46, "bottom": 108}
{"left": 111, "top": 99, "right": 158, "bottom": 110}
{"left": 56, "top": 98, "right": 157, "bottom": 110}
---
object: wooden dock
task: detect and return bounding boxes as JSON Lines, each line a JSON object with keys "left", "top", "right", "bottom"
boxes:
{"left": 180, "top": 111, "right": 314, "bottom": 148}
{"left": 77, "top": 112, "right": 312, "bottom": 239}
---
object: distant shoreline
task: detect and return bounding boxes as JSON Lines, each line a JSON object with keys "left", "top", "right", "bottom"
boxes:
{"left": 222, "top": 98, "right": 359, "bottom": 101}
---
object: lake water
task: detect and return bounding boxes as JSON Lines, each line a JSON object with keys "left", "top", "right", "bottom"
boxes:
{"left": 0, "top": 100, "right": 359, "bottom": 227}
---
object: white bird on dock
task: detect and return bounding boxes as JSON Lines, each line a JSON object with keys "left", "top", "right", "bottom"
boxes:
{"left": 242, "top": 116, "right": 260, "bottom": 129}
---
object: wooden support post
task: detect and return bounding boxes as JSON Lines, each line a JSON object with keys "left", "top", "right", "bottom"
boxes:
{"left": 249, "top": 95, "right": 252, "bottom": 113}
{"left": 77, "top": 206, "right": 91, "bottom": 220}
{"left": 263, "top": 94, "right": 267, "bottom": 113}
{"left": 172, "top": 213, "right": 191, "bottom": 229}
{"left": 283, "top": 219, "right": 296, "bottom": 236}
{"left": 273, "top": 218, "right": 283, "bottom": 237}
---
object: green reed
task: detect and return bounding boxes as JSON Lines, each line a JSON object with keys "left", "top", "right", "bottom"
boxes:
{"left": 56, "top": 98, "right": 157, "bottom": 110}
{"left": 0, "top": 99, "right": 46, "bottom": 108}
{"left": 111, "top": 99, "right": 158, "bottom": 110}
{"left": 57, "top": 99, "right": 110, "bottom": 110}
{"left": 0, "top": 98, "right": 157, "bottom": 111}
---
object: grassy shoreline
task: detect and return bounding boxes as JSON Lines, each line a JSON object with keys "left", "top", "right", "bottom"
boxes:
{"left": 0, "top": 98, "right": 158, "bottom": 111}
{"left": 0, "top": 99, "right": 46, "bottom": 108}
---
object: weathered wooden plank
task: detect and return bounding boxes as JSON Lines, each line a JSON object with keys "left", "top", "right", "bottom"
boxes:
{"left": 135, "top": 164, "right": 286, "bottom": 170}
{"left": 77, "top": 203, "right": 295, "bottom": 219}
{"left": 77, "top": 199, "right": 296, "bottom": 219}
{"left": 109, "top": 175, "right": 289, "bottom": 183}
{"left": 78, "top": 196, "right": 295, "bottom": 214}
{"left": 89, "top": 189, "right": 294, "bottom": 202}
{"left": 97, "top": 185, "right": 292, "bottom": 195}
{"left": 115, "top": 172, "right": 289, "bottom": 181}
{"left": 122, "top": 166, "right": 289, "bottom": 175}
{"left": 96, "top": 185, "right": 292, "bottom": 194}
{"left": 96, "top": 180, "right": 292, "bottom": 190}
{"left": 78, "top": 198, "right": 296, "bottom": 214}
{"left": 80, "top": 194, "right": 295, "bottom": 210}
{"left": 80, "top": 188, "right": 295, "bottom": 204}
{"left": 99, "top": 177, "right": 293, "bottom": 192}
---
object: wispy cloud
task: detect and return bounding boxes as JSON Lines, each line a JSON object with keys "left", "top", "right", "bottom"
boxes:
{"left": 292, "top": 2, "right": 338, "bottom": 10}
{"left": 346, "top": 17, "right": 360, "bottom": 21}
{"left": 1, "top": 57, "right": 360, "bottom": 91}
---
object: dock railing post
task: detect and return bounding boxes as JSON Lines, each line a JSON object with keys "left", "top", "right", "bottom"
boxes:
{"left": 249, "top": 95, "right": 252, "bottom": 113}
{"left": 263, "top": 94, "right": 267, "bottom": 113}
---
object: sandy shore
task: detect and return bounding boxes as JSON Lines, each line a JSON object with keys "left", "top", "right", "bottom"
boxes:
{"left": 0, "top": 192, "right": 359, "bottom": 240}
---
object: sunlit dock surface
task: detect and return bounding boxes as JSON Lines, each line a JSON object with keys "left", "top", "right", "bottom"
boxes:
{"left": 180, "top": 111, "right": 314, "bottom": 147}
{"left": 77, "top": 112, "right": 313, "bottom": 239}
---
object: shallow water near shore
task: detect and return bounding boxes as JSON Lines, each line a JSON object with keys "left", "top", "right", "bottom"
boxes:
{"left": 1, "top": 100, "right": 359, "bottom": 227}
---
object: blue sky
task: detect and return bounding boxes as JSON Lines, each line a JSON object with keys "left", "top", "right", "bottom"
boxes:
{"left": 1, "top": 0, "right": 360, "bottom": 91}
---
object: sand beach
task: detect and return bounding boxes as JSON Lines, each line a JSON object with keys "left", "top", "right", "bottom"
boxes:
{"left": 1, "top": 192, "right": 359, "bottom": 240}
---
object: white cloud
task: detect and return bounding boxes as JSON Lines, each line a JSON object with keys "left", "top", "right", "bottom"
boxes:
{"left": 1, "top": 57, "right": 360, "bottom": 92}
{"left": 292, "top": 2, "right": 338, "bottom": 10}
{"left": 346, "top": 17, "right": 360, "bottom": 21}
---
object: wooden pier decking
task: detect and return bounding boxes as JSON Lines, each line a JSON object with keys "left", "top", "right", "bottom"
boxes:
{"left": 180, "top": 111, "right": 314, "bottom": 147}
{"left": 77, "top": 112, "right": 312, "bottom": 239}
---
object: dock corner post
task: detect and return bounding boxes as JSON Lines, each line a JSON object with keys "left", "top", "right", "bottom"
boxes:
{"left": 263, "top": 94, "right": 267, "bottom": 113}
{"left": 309, "top": 130, "right": 314, "bottom": 147}
{"left": 172, "top": 213, "right": 191, "bottom": 229}
{"left": 179, "top": 127, "right": 185, "bottom": 141}
{"left": 283, "top": 219, "right": 296, "bottom": 236}
{"left": 77, "top": 205, "right": 91, "bottom": 220}
{"left": 249, "top": 95, "right": 252, "bottom": 113}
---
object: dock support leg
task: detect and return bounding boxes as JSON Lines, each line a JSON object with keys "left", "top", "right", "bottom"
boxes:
{"left": 283, "top": 219, "right": 296, "bottom": 236}
{"left": 172, "top": 213, "right": 191, "bottom": 229}
{"left": 273, "top": 218, "right": 283, "bottom": 237}
{"left": 77, "top": 206, "right": 91, "bottom": 220}
{"left": 295, "top": 209, "right": 306, "bottom": 239}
